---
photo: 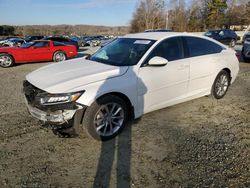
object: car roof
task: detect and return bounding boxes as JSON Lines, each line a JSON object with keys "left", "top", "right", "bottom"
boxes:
{"left": 123, "top": 32, "right": 205, "bottom": 41}
{"left": 32, "top": 40, "right": 51, "bottom": 42}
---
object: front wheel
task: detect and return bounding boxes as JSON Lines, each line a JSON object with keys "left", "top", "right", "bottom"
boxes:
{"left": 211, "top": 70, "right": 230, "bottom": 99}
{"left": 53, "top": 51, "right": 66, "bottom": 62}
{"left": 82, "top": 95, "right": 128, "bottom": 141}
{"left": 0, "top": 53, "right": 14, "bottom": 68}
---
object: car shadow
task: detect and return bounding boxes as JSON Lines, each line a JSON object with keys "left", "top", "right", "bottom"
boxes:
{"left": 93, "top": 120, "right": 132, "bottom": 188}
{"left": 92, "top": 65, "right": 147, "bottom": 188}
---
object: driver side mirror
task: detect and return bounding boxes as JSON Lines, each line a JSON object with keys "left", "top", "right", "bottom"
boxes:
{"left": 148, "top": 56, "right": 168, "bottom": 66}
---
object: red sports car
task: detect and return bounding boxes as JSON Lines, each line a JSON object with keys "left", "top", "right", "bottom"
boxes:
{"left": 0, "top": 40, "right": 78, "bottom": 68}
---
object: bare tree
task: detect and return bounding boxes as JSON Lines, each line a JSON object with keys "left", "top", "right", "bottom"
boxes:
{"left": 130, "top": 0, "right": 166, "bottom": 33}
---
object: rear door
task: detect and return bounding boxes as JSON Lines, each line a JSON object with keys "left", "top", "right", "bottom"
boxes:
{"left": 183, "top": 36, "right": 224, "bottom": 94}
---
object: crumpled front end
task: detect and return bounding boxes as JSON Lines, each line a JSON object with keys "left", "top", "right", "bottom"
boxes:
{"left": 23, "top": 80, "right": 85, "bottom": 125}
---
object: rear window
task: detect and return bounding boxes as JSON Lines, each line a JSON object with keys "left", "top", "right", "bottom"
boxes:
{"left": 184, "top": 37, "right": 223, "bottom": 57}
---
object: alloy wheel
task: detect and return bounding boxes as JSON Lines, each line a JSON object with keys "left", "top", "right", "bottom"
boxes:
{"left": 215, "top": 74, "right": 229, "bottom": 97}
{"left": 0, "top": 55, "right": 13, "bottom": 67}
{"left": 94, "top": 103, "right": 124, "bottom": 137}
{"left": 54, "top": 52, "right": 66, "bottom": 62}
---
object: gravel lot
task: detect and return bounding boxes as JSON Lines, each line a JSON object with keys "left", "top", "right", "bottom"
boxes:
{"left": 0, "top": 47, "right": 250, "bottom": 187}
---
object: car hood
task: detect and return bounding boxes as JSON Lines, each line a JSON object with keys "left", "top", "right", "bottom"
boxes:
{"left": 26, "top": 58, "right": 128, "bottom": 93}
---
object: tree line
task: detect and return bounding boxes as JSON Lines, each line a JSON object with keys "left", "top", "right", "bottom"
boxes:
{"left": 130, "top": 0, "right": 250, "bottom": 32}
{"left": 1, "top": 0, "right": 249, "bottom": 36}
{"left": 0, "top": 25, "right": 15, "bottom": 36}
{"left": 0, "top": 25, "right": 128, "bottom": 37}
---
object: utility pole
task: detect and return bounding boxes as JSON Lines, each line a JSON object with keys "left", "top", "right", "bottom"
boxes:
{"left": 166, "top": 10, "right": 169, "bottom": 29}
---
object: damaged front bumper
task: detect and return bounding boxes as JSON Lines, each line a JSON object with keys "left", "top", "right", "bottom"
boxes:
{"left": 23, "top": 80, "right": 85, "bottom": 126}
{"left": 26, "top": 101, "right": 83, "bottom": 124}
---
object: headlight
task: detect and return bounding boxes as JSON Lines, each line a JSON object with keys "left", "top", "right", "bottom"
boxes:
{"left": 38, "top": 91, "right": 84, "bottom": 106}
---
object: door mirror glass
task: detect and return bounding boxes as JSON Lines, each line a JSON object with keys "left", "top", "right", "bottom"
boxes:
{"left": 148, "top": 56, "right": 168, "bottom": 66}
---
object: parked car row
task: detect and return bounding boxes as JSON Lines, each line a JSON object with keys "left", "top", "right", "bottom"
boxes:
{"left": 0, "top": 36, "right": 79, "bottom": 49}
{"left": 70, "top": 35, "right": 115, "bottom": 47}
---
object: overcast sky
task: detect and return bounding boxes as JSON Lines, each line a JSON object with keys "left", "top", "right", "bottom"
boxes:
{"left": 0, "top": 0, "right": 190, "bottom": 26}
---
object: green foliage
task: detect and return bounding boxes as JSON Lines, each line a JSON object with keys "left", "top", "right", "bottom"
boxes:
{"left": 0, "top": 25, "right": 15, "bottom": 36}
{"left": 207, "top": 0, "right": 228, "bottom": 29}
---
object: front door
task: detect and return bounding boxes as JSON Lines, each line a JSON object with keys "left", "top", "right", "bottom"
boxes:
{"left": 137, "top": 37, "right": 190, "bottom": 114}
{"left": 27, "top": 41, "right": 51, "bottom": 62}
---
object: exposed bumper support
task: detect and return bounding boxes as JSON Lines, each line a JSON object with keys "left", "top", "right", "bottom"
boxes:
{"left": 27, "top": 103, "right": 84, "bottom": 125}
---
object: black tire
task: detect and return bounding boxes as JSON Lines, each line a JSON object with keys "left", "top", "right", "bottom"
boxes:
{"left": 53, "top": 51, "right": 66, "bottom": 62}
{"left": 211, "top": 70, "right": 230, "bottom": 99}
{"left": 0, "top": 53, "right": 14, "bottom": 68}
{"left": 82, "top": 95, "right": 128, "bottom": 141}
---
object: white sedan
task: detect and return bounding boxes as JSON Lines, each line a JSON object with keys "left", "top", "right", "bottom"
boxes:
{"left": 23, "top": 32, "right": 239, "bottom": 140}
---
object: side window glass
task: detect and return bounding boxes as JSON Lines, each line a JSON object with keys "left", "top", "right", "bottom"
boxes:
{"left": 185, "top": 37, "right": 223, "bottom": 57}
{"left": 219, "top": 31, "right": 225, "bottom": 37}
{"left": 147, "top": 37, "right": 184, "bottom": 62}
{"left": 53, "top": 41, "right": 65, "bottom": 46}
{"left": 33, "top": 41, "right": 49, "bottom": 48}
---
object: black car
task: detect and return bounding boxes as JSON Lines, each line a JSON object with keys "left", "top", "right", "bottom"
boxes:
{"left": 204, "top": 29, "right": 238, "bottom": 47}
{"left": 44, "top": 37, "right": 79, "bottom": 50}
{"left": 70, "top": 36, "right": 92, "bottom": 47}
{"left": 24, "top": 36, "right": 44, "bottom": 42}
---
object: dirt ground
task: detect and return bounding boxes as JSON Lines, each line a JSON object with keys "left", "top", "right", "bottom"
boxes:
{"left": 0, "top": 48, "right": 250, "bottom": 188}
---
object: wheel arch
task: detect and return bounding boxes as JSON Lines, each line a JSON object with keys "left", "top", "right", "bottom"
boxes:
{"left": 95, "top": 92, "right": 135, "bottom": 120}
{"left": 0, "top": 52, "right": 15, "bottom": 63}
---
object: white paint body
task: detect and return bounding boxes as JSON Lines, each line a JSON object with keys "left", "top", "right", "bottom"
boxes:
{"left": 26, "top": 32, "right": 239, "bottom": 119}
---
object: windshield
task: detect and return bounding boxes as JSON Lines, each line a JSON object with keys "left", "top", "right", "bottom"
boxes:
{"left": 89, "top": 38, "right": 155, "bottom": 66}
{"left": 20, "top": 42, "right": 34, "bottom": 48}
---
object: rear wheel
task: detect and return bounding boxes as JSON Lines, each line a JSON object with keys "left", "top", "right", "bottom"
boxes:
{"left": 0, "top": 53, "right": 14, "bottom": 68}
{"left": 82, "top": 95, "right": 128, "bottom": 141}
{"left": 211, "top": 70, "right": 230, "bottom": 99}
{"left": 53, "top": 51, "right": 66, "bottom": 62}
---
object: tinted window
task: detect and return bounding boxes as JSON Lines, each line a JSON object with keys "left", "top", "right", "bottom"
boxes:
{"left": 185, "top": 37, "right": 223, "bottom": 57}
{"left": 147, "top": 37, "right": 184, "bottom": 62}
{"left": 53, "top": 41, "right": 66, "bottom": 46}
{"left": 33, "top": 41, "right": 49, "bottom": 48}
